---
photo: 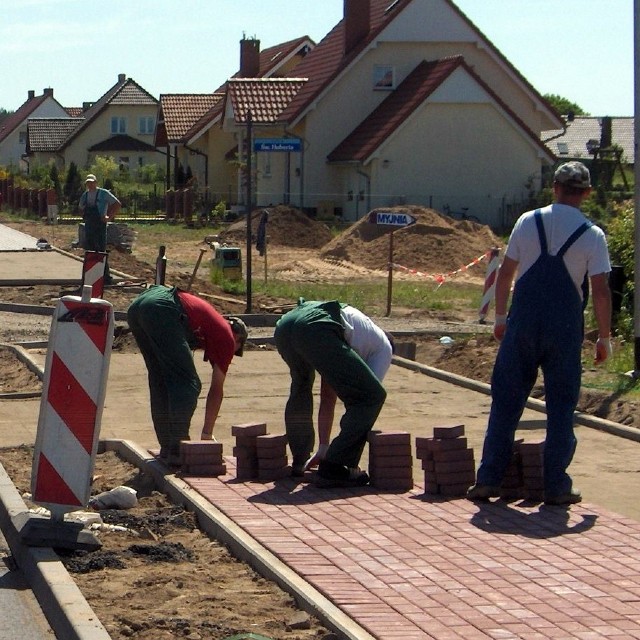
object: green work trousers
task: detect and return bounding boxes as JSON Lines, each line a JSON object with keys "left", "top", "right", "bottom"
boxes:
{"left": 127, "top": 286, "right": 201, "bottom": 451}
{"left": 274, "top": 301, "right": 386, "bottom": 469}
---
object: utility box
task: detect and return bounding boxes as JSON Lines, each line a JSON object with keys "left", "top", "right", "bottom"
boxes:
{"left": 210, "top": 242, "right": 242, "bottom": 281}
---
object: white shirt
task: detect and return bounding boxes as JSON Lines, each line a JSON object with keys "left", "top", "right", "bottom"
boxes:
{"left": 340, "top": 305, "right": 393, "bottom": 381}
{"left": 506, "top": 203, "right": 611, "bottom": 297}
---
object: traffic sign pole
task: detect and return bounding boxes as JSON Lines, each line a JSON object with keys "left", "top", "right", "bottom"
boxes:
{"left": 386, "top": 230, "right": 394, "bottom": 316}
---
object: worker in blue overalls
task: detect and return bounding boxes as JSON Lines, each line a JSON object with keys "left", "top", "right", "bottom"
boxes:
{"left": 468, "top": 161, "right": 612, "bottom": 506}
{"left": 78, "top": 174, "right": 120, "bottom": 285}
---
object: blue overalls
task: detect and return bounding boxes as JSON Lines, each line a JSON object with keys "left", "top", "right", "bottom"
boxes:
{"left": 83, "top": 189, "right": 112, "bottom": 284}
{"left": 477, "top": 211, "right": 591, "bottom": 499}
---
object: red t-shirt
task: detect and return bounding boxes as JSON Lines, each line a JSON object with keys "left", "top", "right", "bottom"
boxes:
{"left": 176, "top": 291, "right": 235, "bottom": 373}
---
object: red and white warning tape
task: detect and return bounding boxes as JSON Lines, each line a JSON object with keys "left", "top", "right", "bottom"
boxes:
{"left": 391, "top": 250, "right": 490, "bottom": 288}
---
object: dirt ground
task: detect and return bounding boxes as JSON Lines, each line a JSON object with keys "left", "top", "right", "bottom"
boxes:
{"left": 0, "top": 446, "right": 332, "bottom": 640}
{"left": 0, "top": 207, "right": 639, "bottom": 638}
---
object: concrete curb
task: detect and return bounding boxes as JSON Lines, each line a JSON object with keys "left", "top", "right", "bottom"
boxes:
{"left": 102, "top": 439, "right": 376, "bottom": 640}
{"left": 0, "top": 464, "right": 111, "bottom": 640}
{"left": 392, "top": 356, "right": 640, "bottom": 443}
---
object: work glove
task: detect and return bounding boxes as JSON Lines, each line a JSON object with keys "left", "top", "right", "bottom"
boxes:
{"left": 594, "top": 337, "right": 613, "bottom": 364}
{"left": 493, "top": 314, "right": 507, "bottom": 342}
{"left": 303, "top": 444, "right": 329, "bottom": 471}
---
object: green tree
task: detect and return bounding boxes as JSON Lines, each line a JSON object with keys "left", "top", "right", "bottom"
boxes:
{"left": 63, "top": 162, "right": 83, "bottom": 209}
{"left": 89, "top": 156, "right": 119, "bottom": 185}
{"left": 543, "top": 94, "right": 589, "bottom": 117}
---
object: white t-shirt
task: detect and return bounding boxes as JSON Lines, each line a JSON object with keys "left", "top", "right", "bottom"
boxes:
{"left": 505, "top": 204, "right": 611, "bottom": 297}
{"left": 340, "top": 305, "right": 392, "bottom": 381}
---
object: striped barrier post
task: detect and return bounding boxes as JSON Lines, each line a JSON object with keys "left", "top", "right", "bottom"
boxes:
{"left": 478, "top": 247, "right": 501, "bottom": 323}
{"left": 82, "top": 250, "right": 107, "bottom": 299}
{"left": 31, "top": 285, "right": 114, "bottom": 521}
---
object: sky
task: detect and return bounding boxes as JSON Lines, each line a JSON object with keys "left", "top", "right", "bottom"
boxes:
{"left": 1, "top": 0, "right": 635, "bottom": 117}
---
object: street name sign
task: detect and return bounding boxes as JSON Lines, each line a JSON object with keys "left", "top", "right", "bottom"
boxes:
{"left": 254, "top": 138, "right": 302, "bottom": 152}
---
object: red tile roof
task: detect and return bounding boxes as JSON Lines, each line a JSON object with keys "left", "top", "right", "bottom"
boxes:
{"left": 328, "top": 56, "right": 554, "bottom": 164}
{"left": 65, "top": 107, "right": 84, "bottom": 117}
{"left": 157, "top": 94, "right": 224, "bottom": 145}
{"left": 225, "top": 78, "right": 307, "bottom": 124}
{"left": 26, "top": 118, "right": 84, "bottom": 153}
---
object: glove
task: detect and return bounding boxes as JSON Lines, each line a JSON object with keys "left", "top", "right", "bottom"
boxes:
{"left": 594, "top": 337, "right": 612, "bottom": 364}
{"left": 303, "top": 444, "right": 329, "bottom": 471}
{"left": 493, "top": 314, "right": 507, "bottom": 342}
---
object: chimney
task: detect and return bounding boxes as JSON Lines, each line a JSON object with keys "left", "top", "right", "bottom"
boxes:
{"left": 344, "top": 0, "right": 371, "bottom": 55}
{"left": 118, "top": 73, "right": 126, "bottom": 83}
{"left": 28, "top": 90, "right": 35, "bottom": 100}
{"left": 43, "top": 88, "right": 53, "bottom": 97}
{"left": 240, "top": 38, "right": 260, "bottom": 77}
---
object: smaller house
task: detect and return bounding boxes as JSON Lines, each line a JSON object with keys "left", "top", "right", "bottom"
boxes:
{"left": 0, "top": 89, "right": 70, "bottom": 170}
{"left": 26, "top": 74, "right": 162, "bottom": 175}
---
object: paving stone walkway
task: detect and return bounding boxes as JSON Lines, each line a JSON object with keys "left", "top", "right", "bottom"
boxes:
{"left": 185, "top": 459, "right": 640, "bottom": 640}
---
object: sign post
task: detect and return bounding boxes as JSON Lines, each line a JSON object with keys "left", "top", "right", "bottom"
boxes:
{"left": 367, "top": 211, "right": 417, "bottom": 316}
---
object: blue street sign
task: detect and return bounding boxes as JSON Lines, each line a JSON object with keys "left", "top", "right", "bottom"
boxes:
{"left": 368, "top": 211, "right": 417, "bottom": 227}
{"left": 253, "top": 138, "right": 302, "bottom": 152}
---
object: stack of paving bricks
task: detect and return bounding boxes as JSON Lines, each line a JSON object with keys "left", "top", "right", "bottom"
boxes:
{"left": 518, "top": 440, "right": 545, "bottom": 501}
{"left": 179, "top": 440, "right": 227, "bottom": 477}
{"left": 368, "top": 430, "right": 414, "bottom": 491}
{"left": 499, "top": 438, "right": 524, "bottom": 499}
{"left": 416, "top": 424, "right": 475, "bottom": 497}
{"left": 232, "top": 422, "right": 267, "bottom": 480}
{"left": 256, "top": 434, "right": 291, "bottom": 481}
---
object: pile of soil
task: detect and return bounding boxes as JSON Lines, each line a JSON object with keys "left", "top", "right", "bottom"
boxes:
{"left": 321, "top": 206, "right": 502, "bottom": 275}
{"left": 220, "top": 205, "right": 333, "bottom": 249}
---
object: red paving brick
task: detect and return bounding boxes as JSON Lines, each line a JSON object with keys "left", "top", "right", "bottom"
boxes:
{"left": 184, "top": 458, "right": 640, "bottom": 639}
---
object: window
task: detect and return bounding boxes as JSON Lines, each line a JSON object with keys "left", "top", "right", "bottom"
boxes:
{"left": 111, "top": 117, "right": 126, "bottom": 134}
{"left": 139, "top": 116, "right": 155, "bottom": 134}
{"left": 18, "top": 131, "right": 27, "bottom": 144}
{"left": 373, "top": 65, "right": 395, "bottom": 90}
{"left": 557, "top": 142, "right": 569, "bottom": 155}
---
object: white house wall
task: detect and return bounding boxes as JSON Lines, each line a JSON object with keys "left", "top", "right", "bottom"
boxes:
{"left": 0, "top": 98, "right": 69, "bottom": 167}
{"left": 371, "top": 101, "right": 542, "bottom": 228}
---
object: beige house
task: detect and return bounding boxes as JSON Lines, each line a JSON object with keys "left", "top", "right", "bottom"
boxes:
{"left": 206, "top": 0, "right": 563, "bottom": 227}
{"left": 26, "top": 74, "right": 162, "bottom": 175}
{"left": 155, "top": 36, "right": 314, "bottom": 201}
{"left": 0, "top": 89, "right": 70, "bottom": 170}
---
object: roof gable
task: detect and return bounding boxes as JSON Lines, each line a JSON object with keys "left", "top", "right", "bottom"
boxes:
{"left": 328, "top": 56, "right": 553, "bottom": 164}
{"left": 60, "top": 75, "right": 157, "bottom": 149}
{"left": 280, "top": 0, "right": 561, "bottom": 129}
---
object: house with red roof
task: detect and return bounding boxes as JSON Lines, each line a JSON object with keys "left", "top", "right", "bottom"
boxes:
{"left": 0, "top": 88, "right": 70, "bottom": 169}
{"left": 215, "top": 0, "right": 563, "bottom": 226}
{"left": 154, "top": 36, "right": 314, "bottom": 198}
{"left": 26, "top": 74, "right": 162, "bottom": 176}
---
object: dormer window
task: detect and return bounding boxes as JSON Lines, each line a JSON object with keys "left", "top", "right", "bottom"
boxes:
{"left": 373, "top": 65, "right": 395, "bottom": 90}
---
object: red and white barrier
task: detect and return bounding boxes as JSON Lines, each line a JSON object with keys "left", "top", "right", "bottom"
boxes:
{"left": 478, "top": 247, "right": 501, "bottom": 323}
{"left": 82, "top": 250, "right": 107, "bottom": 299}
{"left": 31, "top": 286, "right": 114, "bottom": 519}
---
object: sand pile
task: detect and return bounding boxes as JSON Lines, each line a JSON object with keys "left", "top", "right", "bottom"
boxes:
{"left": 320, "top": 206, "right": 502, "bottom": 274}
{"left": 219, "top": 205, "right": 333, "bottom": 249}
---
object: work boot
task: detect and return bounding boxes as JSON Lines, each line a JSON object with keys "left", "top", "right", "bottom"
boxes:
{"left": 544, "top": 488, "right": 582, "bottom": 506}
{"left": 316, "top": 461, "right": 369, "bottom": 488}
{"left": 466, "top": 484, "right": 500, "bottom": 501}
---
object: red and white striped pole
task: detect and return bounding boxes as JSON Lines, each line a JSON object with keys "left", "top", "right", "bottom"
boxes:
{"left": 82, "top": 250, "right": 107, "bottom": 299}
{"left": 478, "top": 247, "right": 501, "bottom": 324}
{"left": 31, "top": 285, "right": 114, "bottom": 520}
